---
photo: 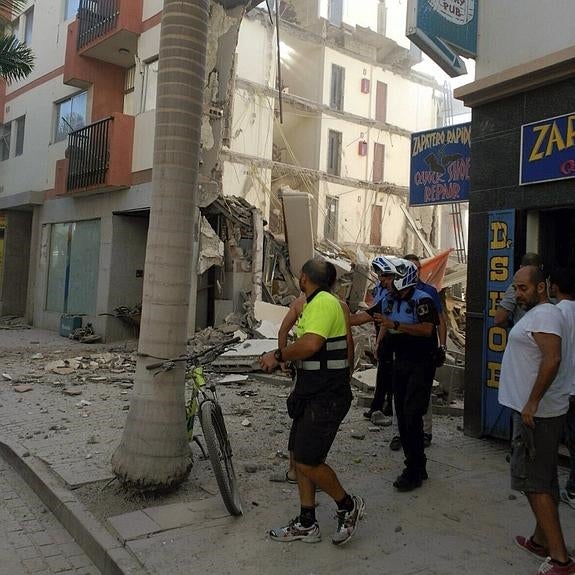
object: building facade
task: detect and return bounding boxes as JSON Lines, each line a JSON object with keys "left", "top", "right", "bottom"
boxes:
{"left": 268, "top": 0, "right": 444, "bottom": 254}
{"left": 455, "top": 0, "right": 575, "bottom": 438}
{"left": 0, "top": 0, "right": 444, "bottom": 339}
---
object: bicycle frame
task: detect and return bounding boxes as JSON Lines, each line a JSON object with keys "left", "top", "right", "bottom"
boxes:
{"left": 185, "top": 365, "right": 217, "bottom": 442}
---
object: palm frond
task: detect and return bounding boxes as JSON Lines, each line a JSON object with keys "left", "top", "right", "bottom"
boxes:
{"left": 0, "top": 33, "right": 33, "bottom": 83}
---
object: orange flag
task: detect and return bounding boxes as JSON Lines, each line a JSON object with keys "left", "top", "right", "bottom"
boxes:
{"left": 420, "top": 249, "right": 453, "bottom": 291}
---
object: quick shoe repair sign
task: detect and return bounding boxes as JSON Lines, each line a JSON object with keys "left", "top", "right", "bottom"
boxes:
{"left": 409, "top": 122, "right": 471, "bottom": 207}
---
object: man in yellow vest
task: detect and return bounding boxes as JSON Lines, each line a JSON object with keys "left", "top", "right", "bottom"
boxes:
{"left": 260, "top": 258, "right": 365, "bottom": 546}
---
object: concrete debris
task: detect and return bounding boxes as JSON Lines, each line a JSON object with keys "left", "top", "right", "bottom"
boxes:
{"left": 352, "top": 368, "right": 378, "bottom": 393}
{"left": 198, "top": 216, "right": 225, "bottom": 275}
{"left": 63, "top": 389, "right": 83, "bottom": 396}
{"left": 76, "top": 400, "right": 92, "bottom": 408}
{"left": 14, "top": 385, "right": 33, "bottom": 393}
{"left": 216, "top": 374, "right": 249, "bottom": 384}
{"left": 211, "top": 339, "right": 276, "bottom": 372}
{"left": 31, "top": 353, "right": 44, "bottom": 360}
{"left": 52, "top": 367, "right": 76, "bottom": 376}
{"left": 0, "top": 315, "right": 30, "bottom": 329}
{"left": 69, "top": 323, "right": 101, "bottom": 343}
{"left": 279, "top": 188, "right": 315, "bottom": 279}
{"left": 45, "top": 359, "right": 81, "bottom": 373}
{"left": 351, "top": 431, "right": 366, "bottom": 440}
{"left": 241, "top": 419, "right": 251, "bottom": 427}
{"left": 2, "top": 373, "right": 13, "bottom": 381}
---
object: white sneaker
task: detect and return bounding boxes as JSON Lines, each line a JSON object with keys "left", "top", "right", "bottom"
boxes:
{"left": 269, "top": 518, "right": 321, "bottom": 543}
{"left": 561, "top": 488, "right": 575, "bottom": 510}
{"left": 371, "top": 411, "right": 392, "bottom": 427}
{"left": 332, "top": 495, "right": 366, "bottom": 546}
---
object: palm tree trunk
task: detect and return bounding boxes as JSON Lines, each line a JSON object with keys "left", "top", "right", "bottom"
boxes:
{"left": 111, "top": 0, "right": 209, "bottom": 490}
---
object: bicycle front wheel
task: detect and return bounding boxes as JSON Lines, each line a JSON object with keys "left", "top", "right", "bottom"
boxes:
{"left": 199, "top": 400, "right": 243, "bottom": 516}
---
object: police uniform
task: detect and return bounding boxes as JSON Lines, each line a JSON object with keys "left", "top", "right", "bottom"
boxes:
{"left": 287, "top": 289, "right": 352, "bottom": 466}
{"left": 366, "top": 287, "right": 394, "bottom": 414}
{"left": 381, "top": 288, "right": 438, "bottom": 480}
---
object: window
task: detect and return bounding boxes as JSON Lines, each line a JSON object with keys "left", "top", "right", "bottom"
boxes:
{"left": 54, "top": 91, "right": 88, "bottom": 142}
{"left": 15, "top": 116, "right": 25, "bottom": 156}
{"left": 142, "top": 58, "right": 159, "bottom": 112}
{"left": 324, "top": 196, "right": 339, "bottom": 242}
{"left": 373, "top": 142, "right": 385, "bottom": 183}
{"left": 327, "top": 130, "right": 342, "bottom": 176}
{"left": 65, "top": 0, "right": 80, "bottom": 20}
{"left": 23, "top": 7, "right": 33, "bottom": 45}
{"left": 46, "top": 220, "right": 101, "bottom": 315}
{"left": 330, "top": 64, "right": 345, "bottom": 111}
{"left": 375, "top": 81, "right": 387, "bottom": 122}
{"left": 0, "top": 123, "right": 11, "bottom": 161}
{"left": 328, "top": 0, "right": 343, "bottom": 26}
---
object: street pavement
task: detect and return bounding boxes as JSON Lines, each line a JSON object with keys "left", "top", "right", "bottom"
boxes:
{"left": 3, "top": 327, "right": 575, "bottom": 575}
{"left": 0, "top": 454, "right": 99, "bottom": 575}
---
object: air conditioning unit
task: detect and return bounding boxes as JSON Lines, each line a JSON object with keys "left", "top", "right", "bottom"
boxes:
{"left": 358, "top": 140, "right": 368, "bottom": 156}
{"left": 361, "top": 78, "right": 370, "bottom": 94}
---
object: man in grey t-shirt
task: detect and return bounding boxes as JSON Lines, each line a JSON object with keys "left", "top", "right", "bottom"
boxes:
{"left": 494, "top": 252, "right": 543, "bottom": 328}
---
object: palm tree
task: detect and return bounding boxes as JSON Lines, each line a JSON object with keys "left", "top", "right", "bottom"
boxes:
{"left": 0, "top": 0, "right": 34, "bottom": 83}
{"left": 112, "top": 0, "right": 251, "bottom": 491}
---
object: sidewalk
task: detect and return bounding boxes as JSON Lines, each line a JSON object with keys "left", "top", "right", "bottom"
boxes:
{"left": 2, "top": 327, "right": 575, "bottom": 575}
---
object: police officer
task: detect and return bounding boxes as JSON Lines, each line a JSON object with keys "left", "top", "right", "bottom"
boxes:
{"left": 374, "top": 257, "right": 439, "bottom": 491}
{"left": 350, "top": 256, "right": 403, "bottom": 425}
{"left": 260, "top": 258, "right": 365, "bottom": 546}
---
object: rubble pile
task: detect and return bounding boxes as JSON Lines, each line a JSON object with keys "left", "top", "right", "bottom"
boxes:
{"left": 0, "top": 316, "right": 30, "bottom": 329}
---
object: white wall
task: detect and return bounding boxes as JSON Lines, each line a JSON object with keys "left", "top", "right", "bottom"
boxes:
{"left": 475, "top": 0, "right": 575, "bottom": 79}
{"left": 321, "top": 47, "right": 438, "bottom": 132}
{"left": 280, "top": 31, "right": 324, "bottom": 102}
{"left": 237, "top": 15, "right": 276, "bottom": 87}
{"left": 7, "top": 0, "right": 68, "bottom": 95}
{"left": 0, "top": 77, "right": 89, "bottom": 196}
{"left": 317, "top": 115, "right": 411, "bottom": 186}
{"left": 316, "top": 180, "right": 406, "bottom": 247}
{"left": 230, "top": 90, "right": 274, "bottom": 159}
{"left": 222, "top": 162, "right": 272, "bottom": 219}
{"left": 143, "top": 0, "right": 162, "bottom": 21}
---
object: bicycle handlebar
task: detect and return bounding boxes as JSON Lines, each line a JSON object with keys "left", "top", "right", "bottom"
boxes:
{"left": 145, "top": 336, "right": 242, "bottom": 371}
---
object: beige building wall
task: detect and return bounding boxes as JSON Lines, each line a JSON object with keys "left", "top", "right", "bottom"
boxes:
{"left": 474, "top": 0, "right": 575, "bottom": 79}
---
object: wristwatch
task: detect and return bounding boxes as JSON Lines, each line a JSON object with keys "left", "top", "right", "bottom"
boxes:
{"left": 274, "top": 348, "right": 283, "bottom": 362}
{"left": 393, "top": 321, "right": 400, "bottom": 330}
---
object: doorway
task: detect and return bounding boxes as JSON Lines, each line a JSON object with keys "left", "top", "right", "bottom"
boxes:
{"left": 539, "top": 208, "right": 575, "bottom": 269}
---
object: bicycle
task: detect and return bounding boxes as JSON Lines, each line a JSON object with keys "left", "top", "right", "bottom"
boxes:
{"left": 146, "top": 337, "right": 243, "bottom": 516}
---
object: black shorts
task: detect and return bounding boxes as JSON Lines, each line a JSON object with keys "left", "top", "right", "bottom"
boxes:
{"left": 288, "top": 394, "right": 351, "bottom": 466}
{"left": 510, "top": 411, "right": 565, "bottom": 501}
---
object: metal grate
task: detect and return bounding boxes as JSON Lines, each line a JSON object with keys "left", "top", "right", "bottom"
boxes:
{"left": 77, "top": 0, "right": 119, "bottom": 50}
{"left": 67, "top": 117, "right": 112, "bottom": 191}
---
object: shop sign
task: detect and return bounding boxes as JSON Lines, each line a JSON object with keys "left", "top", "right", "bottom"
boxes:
{"left": 482, "top": 210, "right": 514, "bottom": 438}
{"left": 406, "top": 0, "right": 478, "bottom": 77}
{"left": 520, "top": 112, "right": 575, "bottom": 185}
{"left": 409, "top": 122, "right": 471, "bottom": 207}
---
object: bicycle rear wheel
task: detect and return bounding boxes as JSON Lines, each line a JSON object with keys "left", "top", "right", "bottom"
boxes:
{"left": 199, "top": 400, "right": 243, "bottom": 516}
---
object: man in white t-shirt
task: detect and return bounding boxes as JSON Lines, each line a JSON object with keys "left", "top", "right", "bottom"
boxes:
{"left": 498, "top": 265, "right": 574, "bottom": 575}
{"left": 547, "top": 268, "right": 575, "bottom": 509}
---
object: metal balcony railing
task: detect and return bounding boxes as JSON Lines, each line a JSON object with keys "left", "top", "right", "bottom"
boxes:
{"left": 77, "top": 0, "right": 120, "bottom": 50}
{"left": 67, "top": 117, "right": 111, "bottom": 190}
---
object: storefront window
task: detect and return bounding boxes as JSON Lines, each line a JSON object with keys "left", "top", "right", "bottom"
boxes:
{"left": 46, "top": 220, "right": 101, "bottom": 314}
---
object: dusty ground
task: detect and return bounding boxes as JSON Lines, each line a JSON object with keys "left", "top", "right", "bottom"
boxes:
{"left": 0, "top": 324, "right": 462, "bottom": 522}
{"left": 6, "top": 325, "right": 575, "bottom": 575}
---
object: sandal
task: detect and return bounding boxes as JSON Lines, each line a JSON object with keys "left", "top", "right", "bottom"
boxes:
{"left": 286, "top": 471, "right": 298, "bottom": 484}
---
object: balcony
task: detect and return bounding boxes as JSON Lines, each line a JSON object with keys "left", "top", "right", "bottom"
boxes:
{"left": 55, "top": 113, "right": 134, "bottom": 196}
{"left": 75, "top": 0, "right": 142, "bottom": 67}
